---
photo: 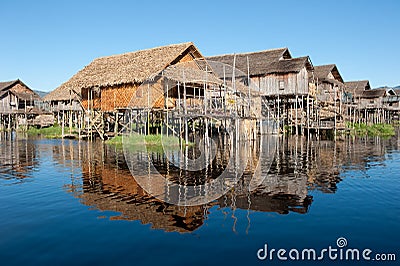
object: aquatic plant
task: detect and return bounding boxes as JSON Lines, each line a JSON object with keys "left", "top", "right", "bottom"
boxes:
{"left": 26, "top": 125, "right": 77, "bottom": 138}
{"left": 347, "top": 123, "right": 395, "bottom": 137}
{"left": 106, "top": 134, "right": 191, "bottom": 148}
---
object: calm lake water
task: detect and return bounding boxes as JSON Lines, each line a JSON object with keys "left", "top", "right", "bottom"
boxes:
{"left": 0, "top": 132, "right": 399, "bottom": 265}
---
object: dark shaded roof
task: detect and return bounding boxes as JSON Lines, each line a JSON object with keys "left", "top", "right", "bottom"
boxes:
{"left": 361, "top": 88, "right": 386, "bottom": 98}
{"left": 314, "top": 64, "right": 344, "bottom": 84}
{"left": 265, "top": 56, "right": 313, "bottom": 74}
{"left": 345, "top": 80, "right": 371, "bottom": 97}
{"left": 0, "top": 79, "right": 40, "bottom": 100}
{"left": 206, "top": 48, "right": 292, "bottom": 76}
{"left": 0, "top": 80, "right": 19, "bottom": 91}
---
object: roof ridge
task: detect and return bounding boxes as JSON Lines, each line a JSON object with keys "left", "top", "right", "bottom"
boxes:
{"left": 279, "top": 56, "right": 309, "bottom": 62}
{"left": 206, "top": 47, "right": 288, "bottom": 58}
{"left": 345, "top": 80, "right": 369, "bottom": 83}
{"left": 314, "top": 64, "right": 336, "bottom": 68}
{"left": 94, "top": 42, "right": 194, "bottom": 61}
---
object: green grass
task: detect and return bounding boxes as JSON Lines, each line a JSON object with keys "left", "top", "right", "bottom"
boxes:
{"left": 347, "top": 122, "right": 395, "bottom": 137}
{"left": 26, "top": 125, "right": 77, "bottom": 138}
{"left": 106, "top": 134, "right": 191, "bottom": 151}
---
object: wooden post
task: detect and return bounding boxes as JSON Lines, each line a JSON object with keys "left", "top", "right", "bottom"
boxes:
{"left": 166, "top": 80, "right": 169, "bottom": 137}
{"left": 62, "top": 109, "right": 65, "bottom": 138}
{"left": 295, "top": 95, "right": 298, "bottom": 135}
{"left": 69, "top": 90, "right": 73, "bottom": 135}
{"left": 78, "top": 111, "right": 81, "bottom": 139}
{"left": 147, "top": 83, "right": 150, "bottom": 136}
{"left": 183, "top": 70, "right": 189, "bottom": 145}
{"left": 334, "top": 86, "right": 337, "bottom": 138}
{"left": 8, "top": 114, "right": 11, "bottom": 130}
{"left": 307, "top": 94, "right": 310, "bottom": 138}
{"left": 277, "top": 95, "right": 280, "bottom": 134}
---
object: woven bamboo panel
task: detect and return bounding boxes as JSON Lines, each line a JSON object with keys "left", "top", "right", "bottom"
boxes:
{"left": 81, "top": 87, "right": 101, "bottom": 109}
{"left": 129, "top": 81, "right": 164, "bottom": 109}
{"left": 101, "top": 84, "right": 138, "bottom": 111}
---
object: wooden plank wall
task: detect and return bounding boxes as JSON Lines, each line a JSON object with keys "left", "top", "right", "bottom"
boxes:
{"left": 252, "top": 68, "right": 309, "bottom": 96}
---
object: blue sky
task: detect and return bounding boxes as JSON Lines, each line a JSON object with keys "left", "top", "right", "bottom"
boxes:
{"left": 1, "top": 0, "right": 399, "bottom": 91}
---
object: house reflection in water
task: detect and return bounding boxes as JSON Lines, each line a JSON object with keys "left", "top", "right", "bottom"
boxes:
{"left": 54, "top": 134, "right": 396, "bottom": 233}
{"left": 0, "top": 132, "right": 38, "bottom": 183}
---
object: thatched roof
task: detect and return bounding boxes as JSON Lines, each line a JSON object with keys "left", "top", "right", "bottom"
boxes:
{"left": 206, "top": 47, "right": 292, "bottom": 76}
{"left": 0, "top": 79, "right": 40, "bottom": 100}
{"left": 264, "top": 56, "right": 313, "bottom": 74}
{"left": 44, "top": 42, "right": 200, "bottom": 102}
{"left": 361, "top": 88, "right": 386, "bottom": 98}
{"left": 345, "top": 80, "right": 371, "bottom": 97}
{"left": 314, "top": 64, "right": 344, "bottom": 84}
{"left": 162, "top": 64, "right": 223, "bottom": 85}
{"left": 0, "top": 80, "right": 17, "bottom": 91}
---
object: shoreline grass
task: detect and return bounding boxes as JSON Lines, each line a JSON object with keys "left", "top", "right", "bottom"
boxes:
{"left": 25, "top": 125, "right": 77, "bottom": 138}
{"left": 347, "top": 122, "right": 395, "bottom": 137}
{"left": 106, "top": 134, "right": 192, "bottom": 151}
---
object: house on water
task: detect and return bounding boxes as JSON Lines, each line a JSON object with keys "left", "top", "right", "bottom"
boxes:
{"left": 343, "top": 80, "right": 371, "bottom": 123}
{"left": 0, "top": 79, "right": 49, "bottom": 129}
{"left": 207, "top": 48, "right": 315, "bottom": 135}
{"left": 312, "top": 64, "right": 346, "bottom": 130}
{"left": 42, "top": 82, "right": 83, "bottom": 129}
{"left": 358, "top": 88, "right": 399, "bottom": 124}
{"left": 344, "top": 80, "right": 371, "bottom": 104}
{"left": 44, "top": 42, "right": 260, "bottom": 140}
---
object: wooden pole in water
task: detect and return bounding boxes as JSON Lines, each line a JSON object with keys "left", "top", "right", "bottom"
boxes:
{"left": 62, "top": 109, "right": 65, "bottom": 138}
{"left": 183, "top": 70, "right": 189, "bottom": 145}
{"left": 307, "top": 94, "right": 310, "bottom": 138}
{"left": 277, "top": 95, "right": 280, "bottom": 134}
{"left": 69, "top": 90, "right": 73, "bottom": 135}
{"left": 247, "top": 56, "right": 251, "bottom": 114}
{"left": 232, "top": 54, "right": 237, "bottom": 118}
{"left": 295, "top": 94, "right": 298, "bottom": 135}
{"left": 178, "top": 81, "right": 182, "bottom": 147}
{"left": 166, "top": 79, "right": 169, "bottom": 137}
{"left": 204, "top": 65, "right": 210, "bottom": 147}
{"left": 334, "top": 86, "right": 337, "bottom": 138}
{"left": 78, "top": 111, "right": 81, "bottom": 139}
{"left": 223, "top": 65, "right": 227, "bottom": 131}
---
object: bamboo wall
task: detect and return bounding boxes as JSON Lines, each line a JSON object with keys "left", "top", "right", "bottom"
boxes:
{"left": 82, "top": 83, "right": 139, "bottom": 112}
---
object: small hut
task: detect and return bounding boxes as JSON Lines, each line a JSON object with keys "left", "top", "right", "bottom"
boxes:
{"left": 207, "top": 49, "right": 315, "bottom": 135}
{"left": 312, "top": 64, "right": 346, "bottom": 130}
{"left": 207, "top": 48, "right": 295, "bottom": 96}
{"left": 313, "top": 64, "right": 345, "bottom": 104}
{"left": 0, "top": 79, "right": 40, "bottom": 112}
{"left": 344, "top": 80, "right": 371, "bottom": 104}
{"left": 42, "top": 78, "right": 83, "bottom": 131}
{"left": 0, "top": 79, "right": 45, "bottom": 129}
{"left": 359, "top": 88, "right": 398, "bottom": 123}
